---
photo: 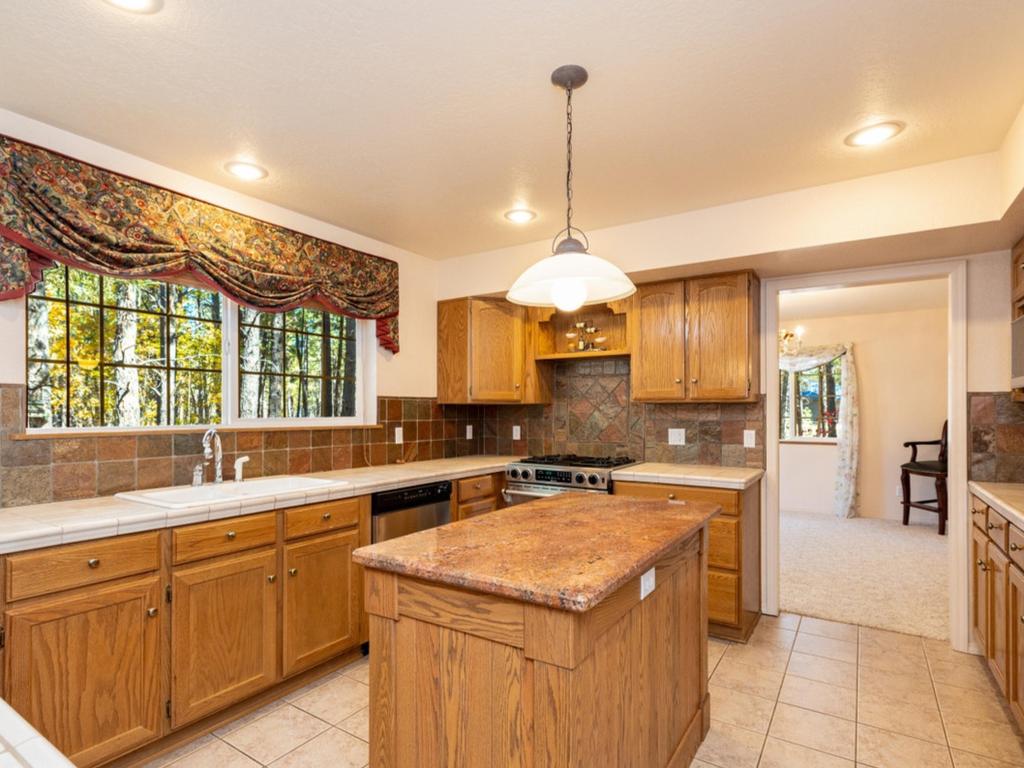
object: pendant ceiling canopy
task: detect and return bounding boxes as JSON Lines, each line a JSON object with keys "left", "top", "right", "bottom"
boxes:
{"left": 506, "top": 65, "right": 635, "bottom": 313}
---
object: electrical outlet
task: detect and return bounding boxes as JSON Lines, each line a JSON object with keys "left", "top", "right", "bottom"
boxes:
{"left": 394, "top": 426, "right": 403, "bottom": 444}
{"left": 512, "top": 425, "right": 521, "bottom": 440}
{"left": 465, "top": 424, "right": 473, "bottom": 440}
{"left": 640, "top": 568, "right": 656, "bottom": 600}
{"left": 668, "top": 428, "right": 686, "bottom": 446}
{"left": 743, "top": 429, "right": 756, "bottom": 448}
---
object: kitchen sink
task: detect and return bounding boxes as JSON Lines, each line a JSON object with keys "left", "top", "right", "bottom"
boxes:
{"left": 117, "top": 476, "right": 344, "bottom": 510}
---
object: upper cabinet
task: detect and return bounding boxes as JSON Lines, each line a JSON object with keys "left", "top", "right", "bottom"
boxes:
{"left": 685, "top": 272, "right": 759, "bottom": 401}
{"left": 631, "top": 281, "right": 686, "bottom": 400}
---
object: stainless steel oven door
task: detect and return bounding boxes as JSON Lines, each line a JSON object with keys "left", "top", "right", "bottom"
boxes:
{"left": 501, "top": 484, "right": 599, "bottom": 506}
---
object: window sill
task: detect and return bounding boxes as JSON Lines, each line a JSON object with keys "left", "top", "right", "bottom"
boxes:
{"left": 11, "top": 423, "right": 384, "bottom": 441}
{"left": 780, "top": 438, "right": 839, "bottom": 446}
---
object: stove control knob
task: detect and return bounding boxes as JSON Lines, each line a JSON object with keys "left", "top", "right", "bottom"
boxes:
{"left": 520, "top": 469, "right": 531, "bottom": 480}
{"left": 509, "top": 468, "right": 520, "bottom": 479}
{"left": 574, "top": 473, "right": 586, "bottom": 484}
{"left": 587, "top": 474, "right": 599, "bottom": 486}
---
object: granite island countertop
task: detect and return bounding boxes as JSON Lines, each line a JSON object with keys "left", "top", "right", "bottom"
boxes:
{"left": 969, "top": 481, "right": 1024, "bottom": 529}
{"left": 352, "top": 493, "right": 719, "bottom": 612}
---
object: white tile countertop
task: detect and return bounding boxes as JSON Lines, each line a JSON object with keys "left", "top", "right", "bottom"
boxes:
{"left": 611, "top": 462, "right": 764, "bottom": 490}
{"left": 0, "top": 456, "right": 520, "bottom": 555}
{"left": 0, "top": 698, "right": 74, "bottom": 767}
{"left": 969, "top": 481, "right": 1024, "bottom": 529}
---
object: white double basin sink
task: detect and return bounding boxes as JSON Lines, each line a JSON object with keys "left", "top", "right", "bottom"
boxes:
{"left": 117, "top": 476, "right": 348, "bottom": 511}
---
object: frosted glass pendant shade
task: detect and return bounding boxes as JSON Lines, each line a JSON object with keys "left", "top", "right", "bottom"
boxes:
{"left": 506, "top": 249, "right": 636, "bottom": 311}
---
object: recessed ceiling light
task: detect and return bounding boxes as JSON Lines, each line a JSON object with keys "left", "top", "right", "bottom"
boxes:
{"left": 844, "top": 121, "right": 905, "bottom": 147}
{"left": 504, "top": 208, "right": 536, "bottom": 224}
{"left": 102, "top": 0, "right": 163, "bottom": 13}
{"left": 224, "top": 161, "right": 268, "bottom": 181}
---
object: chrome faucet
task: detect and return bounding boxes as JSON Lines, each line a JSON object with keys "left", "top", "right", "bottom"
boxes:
{"left": 202, "top": 427, "right": 223, "bottom": 484}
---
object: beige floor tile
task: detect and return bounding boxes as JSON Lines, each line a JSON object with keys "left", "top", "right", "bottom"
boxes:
{"left": 338, "top": 707, "right": 369, "bottom": 742}
{"left": 143, "top": 735, "right": 219, "bottom": 768}
{"left": 748, "top": 625, "right": 797, "bottom": 651}
{"left": 707, "top": 684, "right": 776, "bottom": 733}
{"left": 857, "top": 691, "right": 946, "bottom": 744}
{"left": 856, "top": 724, "right": 954, "bottom": 768}
{"left": 860, "top": 626, "right": 928, "bottom": 654}
{"left": 779, "top": 675, "right": 856, "bottom": 720}
{"left": 924, "top": 638, "right": 974, "bottom": 665}
{"left": 787, "top": 651, "right": 858, "bottom": 690}
{"left": 858, "top": 664, "right": 937, "bottom": 709}
{"left": 709, "top": 657, "right": 785, "bottom": 700}
{"left": 800, "top": 617, "right": 859, "bottom": 643}
{"left": 950, "top": 748, "right": 1024, "bottom": 767}
{"left": 221, "top": 705, "right": 331, "bottom": 764}
{"left": 721, "top": 640, "right": 791, "bottom": 670}
{"left": 708, "top": 638, "right": 730, "bottom": 676}
{"left": 341, "top": 656, "right": 370, "bottom": 685}
{"left": 793, "top": 633, "right": 858, "bottom": 664}
{"left": 758, "top": 736, "right": 855, "bottom": 768}
{"left": 942, "top": 712, "right": 1024, "bottom": 765}
{"left": 694, "top": 720, "right": 764, "bottom": 768}
{"left": 934, "top": 683, "right": 1014, "bottom": 725}
{"left": 267, "top": 727, "right": 368, "bottom": 768}
{"left": 164, "top": 739, "right": 260, "bottom": 768}
{"left": 282, "top": 671, "right": 343, "bottom": 703}
{"left": 214, "top": 700, "right": 288, "bottom": 737}
{"left": 759, "top": 612, "right": 802, "bottom": 631}
{"left": 859, "top": 640, "right": 929, "bottom": 673}
{"left": 690, "top": 760, "right": 718, "bottom": 768}
{"left": 290, "top": 675, "right": 370, "bottom": 725}
{"left": 928, "top": 657, "right": 1003, "bottom": 694}
{"left": 768, "top": 703, "right": 855, "bottom": 760}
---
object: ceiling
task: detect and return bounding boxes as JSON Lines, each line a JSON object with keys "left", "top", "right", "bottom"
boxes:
{"left": 2, "top": 1, "right": 1023, "bottom": 259}
{"left": 779, "top": 278, "right": 948, "bottom": 321}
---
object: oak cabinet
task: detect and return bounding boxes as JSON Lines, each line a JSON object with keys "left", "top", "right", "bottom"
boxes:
{"left": 437, "top": 298, "right": 528, "bottom": 403}
{"left": 170, "top": 549, "right": 279, "bottom": 727}
{"left": 685, "top": 272, "right": 758, "bottom": 401}
{"left": 972, "top": 523, "right": 990, "bottom": 653}
{"left": 630, "top": 281, "right": 686, "bottom": 400}
{"left": 283, "top": 529, "right": 361, "bottom": 676}
{"left": 989, "top": 543, "right": 1011, "bottom": 692}
{"left": 452, "top": 471, "right": 505, "bottom": 520}
{"left": 1010, "top": 564, "right": 1024, "bottom": 724}
{"left": 4, "top": 575, "right": 163, "bottom": 767}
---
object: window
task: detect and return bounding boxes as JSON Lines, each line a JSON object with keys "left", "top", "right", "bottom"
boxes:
{"left": 779, "top": 356, "right": 842, "bottom": 440}
{"left": 26, "top": 265, "right": 372, "bottom": 430}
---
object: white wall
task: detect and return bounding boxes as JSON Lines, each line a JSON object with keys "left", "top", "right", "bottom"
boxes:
{"left": 966, "top": 250, "right": 1012, "bottom": 391}
{"left": 779, "top": 305, "right": 949, "bottom": 521}
{"left": 0, "top": 110, "right": 438, "bottom": 397}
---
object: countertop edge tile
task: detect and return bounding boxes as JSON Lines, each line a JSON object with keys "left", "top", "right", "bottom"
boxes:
{"left": 0, "top": 700, "right": 74, "bottom": 767}
{"left": 969, "top": 481, "right": 1024, "bottom": 530}
{"left": 611, "top": 462, "right": 764, "bottom": 490}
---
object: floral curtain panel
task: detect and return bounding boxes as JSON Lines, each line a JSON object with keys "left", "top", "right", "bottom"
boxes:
{"left": 780, "top": 343, "right": 860, "bottom": 518}
{"left": 0, "top": 135, "right": 400, "bottom": 352}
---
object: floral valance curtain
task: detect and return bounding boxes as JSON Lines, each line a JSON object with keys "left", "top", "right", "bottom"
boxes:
{"left": 780, "top": 343, "right": 860, "bottom": 519}
{"left": 0, "top": 135, "right": 399, "bottom": 352}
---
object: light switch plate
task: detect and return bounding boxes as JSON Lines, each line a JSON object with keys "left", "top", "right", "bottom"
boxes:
{"left": 512, "top": 425, "right": 521, "bottom": 440}
{"left": 640, "top": 568, "right": 656, "bottom": 600}
{"left": 394, "top": 426, "right": 403, "bottom": 444}
{"left": 743, "top": 429, "right": 756, "bottom": 448}
{"left": 668, "top": 428, "right": 686, "bottom": 446}
{"left": 466, "top": 424, "right": 473, "bottom": 440}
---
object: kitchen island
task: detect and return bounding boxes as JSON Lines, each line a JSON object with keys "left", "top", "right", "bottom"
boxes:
{"left": 353, "top": 493, "right": 718, "bottom": 768}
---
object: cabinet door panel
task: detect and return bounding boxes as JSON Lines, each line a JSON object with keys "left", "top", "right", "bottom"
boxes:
{"left": 283, "top": 529, "right": 361, "bottom": 676}
{"left": 5, "top": 576, "right": 163, "bottom": 768}
{"left": 707, "top": 569, "right": 740, "bottom": 626}
{"left": 685, "top": 273, "right": 752, "bottom": 400}
{"left": 990, "top": 543, "right": 1010, "bottom": 694}
{"left": 631, "top": 282, "right": 685, "bottom": 400}
{"left": 972, "top": 525, "right": 989, "bottom": 653}
{"left": 1010, "top": 565, "right": 1024, "bottom": 724}
{"left": 171, "top": 549, "right": 278, "bottom": 727}
{"left": 469, "top": 299, "right": 523, "bottom": 401}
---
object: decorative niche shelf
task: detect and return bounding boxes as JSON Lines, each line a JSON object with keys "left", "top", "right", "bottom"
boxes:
{"left": 529, "top": 298, "right": 631, "bottom": 361}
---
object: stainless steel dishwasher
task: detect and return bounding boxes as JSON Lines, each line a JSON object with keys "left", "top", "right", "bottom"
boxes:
{"left": 371, "top": 480, "right": 452, "bottom": 542}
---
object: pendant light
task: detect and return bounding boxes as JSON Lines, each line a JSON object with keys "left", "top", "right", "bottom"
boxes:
{"left": 506, "top": 65, "right": 635, "bottom": 312}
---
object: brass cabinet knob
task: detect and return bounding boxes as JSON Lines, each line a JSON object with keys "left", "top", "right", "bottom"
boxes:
{"left": 87, "top": 558, "right": 100, "bottom": 569}
{"left": 322, "top": 511, "right": 332, "bottom": 520}
{"left": 978, "top": 558, "right": 989, "bottom": 571}
{"left": 668, "top": 493, "right": 676, "bottom": 500}
{"left": 289, "top": 568, "right": 299, "bottom": 577}
{"left": 267, "top": 574, "right": 277, "bottom": 583}
{"left": 674, "top": 378, "right": 682, "bottom": 384}
{"left": 1011, "top": 543, "right": 1021, "bottom": 552}
{"left": 226, "top": 531, "right": 237, "bottom": 540}
{"left": 988, "top": 522, "right": 1003, "bottom": 530}
{"left": 515, "top": 383, "right": 521, "bottom": 389}
{"left": 146, "top": 607, "right": 158, "bottom": 618}
{"left": 691, "top": 378, "right": 698, "bottom": 384}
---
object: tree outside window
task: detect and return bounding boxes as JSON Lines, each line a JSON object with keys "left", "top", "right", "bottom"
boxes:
{"left": 780, "top": 356, "right": 843, "bottom": 439}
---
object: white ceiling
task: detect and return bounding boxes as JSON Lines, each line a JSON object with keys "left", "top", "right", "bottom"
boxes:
{"left": 2, "top": 1, "right": 1023, "bottom": 259}
{"left": 779, "top": 278, "right": 948, "bottom": 321}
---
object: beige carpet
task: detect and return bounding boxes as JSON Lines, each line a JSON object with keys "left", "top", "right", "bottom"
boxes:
{"left": 780, "top": 510, "right": 949, "bottom": 640}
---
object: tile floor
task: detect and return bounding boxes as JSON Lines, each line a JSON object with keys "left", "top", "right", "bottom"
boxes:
{"left": 696, "top": 614, "right": 1024, "bottom": 768}
{"left": 145, "top": 615, "right": 1024, "bottom": 768}
{"left": 144, "top": 656, "right": 370, "bottom": 768}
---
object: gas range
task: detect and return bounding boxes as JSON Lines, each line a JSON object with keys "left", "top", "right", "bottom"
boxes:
{"left": 502, "top": 454, "right": 637, "bottom": 505}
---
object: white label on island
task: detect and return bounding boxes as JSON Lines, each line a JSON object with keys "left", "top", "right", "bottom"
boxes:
{"left": 640, "top": 567, "right": 656, "bottom": 600}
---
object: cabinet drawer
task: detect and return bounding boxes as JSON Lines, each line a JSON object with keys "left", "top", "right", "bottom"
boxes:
{"left": 971, "top": 496, "right": 989, "bottom": 530}
{"left": 284, "top": 498, "right": 361, "bottom": 541}
{"left": 6, "top": 531, "right": 161, "bottom": 602}
{"left": 458, "top": 474, "right": 496, "bottom": 503}
{"left": 708, "top": 569, "right": 740, "bottom": 626}
{"left": 613, "top": 481, "right": 739, "bottom": 515}
{"left": 1010, "top": 525, "right": 1024, "bottom": 570}
{"left": 173, "top": 512, "right": 276, "bottom": 565}
{"left": 708, "top": 518, "right": 739, "bottom": 570}
{"left": 988, "top": 508, "right": 1010, "bottom": 552}
{"left": 458, "top": 497, "right": 497, "bottom": 520}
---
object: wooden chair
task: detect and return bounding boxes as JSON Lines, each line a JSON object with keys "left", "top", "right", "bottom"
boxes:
{"left": 900, "top": 421, "right": 948, "bottom": 535}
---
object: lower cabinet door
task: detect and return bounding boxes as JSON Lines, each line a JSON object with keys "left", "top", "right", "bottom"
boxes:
{"left": 283, "top": 529, "right": 361, "bottom": 676}
{"left": 1010, "top": 565, "right": 1024, "bottom": 724}
{"left": 707, "top": 569, "right": 740, "bottom": 626}
{"left": 991, "top": 544, "right": 1011, "bottom": 694}
{"left": 4, "top": 575, "right": 163, "bottom": 768}
{"left": 972, "top": 526, "right": 990, "bottom": 653}
{"left": 458, "top": 496, "right": 498, "bottom": 520}
{"left": 171, "top": 549, "right": 278, "bottom": 728}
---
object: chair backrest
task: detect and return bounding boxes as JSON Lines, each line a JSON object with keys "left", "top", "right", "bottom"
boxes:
{"left": 939, "top": 420, "right": 948, "bottom": 463}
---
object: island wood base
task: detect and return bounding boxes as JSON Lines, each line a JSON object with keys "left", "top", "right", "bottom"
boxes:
{"left": 363, "top": 530, "right": 710, "bottom": 767}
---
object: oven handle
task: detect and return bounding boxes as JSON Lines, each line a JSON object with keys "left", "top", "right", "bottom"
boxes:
{"left": 501, "top": 486, "right": 565, "bottom": 504}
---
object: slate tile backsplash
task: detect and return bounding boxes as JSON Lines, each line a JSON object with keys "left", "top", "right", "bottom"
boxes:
{"left": 969, "top": 391, "right": 1024, "bottom": 482}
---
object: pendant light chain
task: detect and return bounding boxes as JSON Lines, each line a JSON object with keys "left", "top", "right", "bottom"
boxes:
{"left": 565, "top": 84, "right": 573, "bottom": 237}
